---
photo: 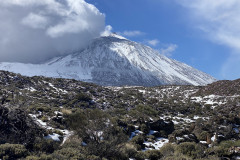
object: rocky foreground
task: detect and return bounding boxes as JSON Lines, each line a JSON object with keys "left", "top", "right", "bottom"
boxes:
{"left": 0, "top": 70, "right": 239, "bottom": 159}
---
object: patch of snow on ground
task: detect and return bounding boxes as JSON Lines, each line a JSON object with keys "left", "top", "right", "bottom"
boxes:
{"left": 211, "top": 134, "right": 216, "bottom": 142}
{"left": 29, "top": 114, "right": 50, "bottom": 129}
{"left": 61, "top": 129, "right": 74, "bottom": 145}
{"left": 130, "top": 130, "right": 143, "bottom": 140}
{"left": 176, "top": 137, "right": 184, "bottom": 141}
{"left": 134, "top": 125, "right": 139, "bottom": 129}
{"left": 190, "top": 94, "right": 240, "bottom": 107}
{"left": 29, "top": 113, "right": 73, "bottom": 144}
{"left": 48, "top": 83, "right": 68, "bottom": 93}
{"left": 148, "top": 130, "right": 158, "bottom": 135}
{"left": 44, "top": 133, "right": 61, "bottom": 141}
{"left": 144, "top": 138, "right": 169, "bottom": 150}
{"left": 234, "top": 128, "right": 239, "bottom": 134}
{"left": 162, "top": 114, "right": 210, "bottom": 125}
{"left": 138, "top": 90, "right": 146, "bottom": 94}
{"left": 235, "top": 156, "right": 240, "bottom": 160}
{"left": 193, "top": 115, "right": 209, "bottom": 120}
{"left": 81, "top": 142, "right": 87, "bottom": 146}
{"left": 54, "top": 111, "right": 63, "bottom": 116}
{"left": 171, "top": 116, "right": 194, "bottom": 124}
{"left": 200, "top": 141, "right": 207, "bottom": 144}
{"left": 28, "top": 87, "right": 36, "bottom": 92}
{"left": 172, "top": 120, "right": 179, "bottom": 125}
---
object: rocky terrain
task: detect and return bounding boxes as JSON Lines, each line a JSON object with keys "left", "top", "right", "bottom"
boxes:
{"left": 0, "top": 70, "right": 239, "bottom": 160}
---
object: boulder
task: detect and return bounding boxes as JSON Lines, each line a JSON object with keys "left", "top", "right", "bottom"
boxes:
{"left": 149, "top": 119, "right": 174, "bottom": 135}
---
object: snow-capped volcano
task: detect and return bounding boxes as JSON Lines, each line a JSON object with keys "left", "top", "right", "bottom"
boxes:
{"left": 0, "top": 34, "right": 216, "bottom": 86}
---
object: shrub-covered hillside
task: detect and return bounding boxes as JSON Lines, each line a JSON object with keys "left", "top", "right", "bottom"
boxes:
{"left": 0, "top": 70, "right": 239, "bottom": 160}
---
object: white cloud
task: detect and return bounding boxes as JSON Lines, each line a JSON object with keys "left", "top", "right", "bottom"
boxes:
{"left": 22, "top": 13, "right": 49, "bottom": 29}
{"left": 0, "top": 0, "right": 105, "bottom": 63}
{"left": 147, "top": 39, "right": 160, "bottom": 47}
{"left": 121, "top": 30, "right": 145, "bottom": 37}
{"left": 178, "top": 0, "right": 240, "bottom": 50}
{"left": 0, "top": 0, "right": 62, "bottom": 8}
{"left": 178, "top": 0, "right": 240, "bottom": 79}
{"left": 159, "top": 44, "right": 178, "bottom": 57}
{"left": 144, "top": 39, "right": 177, "bottom": 57}
{"left": 101, "top": 25, "right": 113, "bottom": 37}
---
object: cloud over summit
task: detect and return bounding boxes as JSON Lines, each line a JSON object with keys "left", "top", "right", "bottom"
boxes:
{"left": 0, "top": 0, "right": 105, "bottom": 63}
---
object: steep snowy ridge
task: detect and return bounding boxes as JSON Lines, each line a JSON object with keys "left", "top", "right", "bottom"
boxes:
{"left": 0, "top": 34, "right": 216, "bottom": 86}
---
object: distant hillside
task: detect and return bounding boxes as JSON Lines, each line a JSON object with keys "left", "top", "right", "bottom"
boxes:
{"left": 195, "top": 79, "right": 240, "bottom": 96}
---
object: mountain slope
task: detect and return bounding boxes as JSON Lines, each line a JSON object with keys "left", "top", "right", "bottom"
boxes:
{"left": 0, "top": 34, "right": 216, "bottom": 86}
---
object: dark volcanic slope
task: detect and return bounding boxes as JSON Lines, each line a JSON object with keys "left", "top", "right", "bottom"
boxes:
{"left": 196, "top": 79, "right": 240, "bottom": 96}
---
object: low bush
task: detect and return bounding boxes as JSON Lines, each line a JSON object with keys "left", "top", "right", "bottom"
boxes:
{"left": 176, "top": 142, "right": 205, "bottom": 159}
{"left": 52, "top": 147, "right": 85, "bottom": 160}
{"left": 145, "top": 150, "right": 163, "bottom": 160}
{"left": 129, "top": 105, "right": 158, "bottom": 120}
{"left": 133, "top": 151, "right": 146, "bottom": 160}
{"left": 0, "top": 143, "right": 28, "bottom": 160}
{"left": 120, "top": 143, "right": 137, "bottom": 159}
{"left": 206, "top": 140, "right": 240, "bottom": 157}
{"left": 163, "top": 155, "right": 192, "bottom": 160}
{"left": 160, "top": 143, "right": 176, "bottom": 157}
{"left": 76, "top": 93, "right": 92, "bottom": 102}
{"left": 25, "top": 154, "right": 52, "bottom": 160}
{"left": 131, "top": 135, "right": 145, "bottom": 147}
{"left": 140, "top": 124, "right": 149, "bottom": 134}
{"left": 33, "top": 139, "right": 59, "bottom": 154}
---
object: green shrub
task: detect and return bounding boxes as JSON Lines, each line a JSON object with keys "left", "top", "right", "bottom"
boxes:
{"left": 41, "top": 116, "right": 49, "bottom": 122}
{"left": 140, "top": 124, "right": 149, "bottom": 134}
{"left": 146, "top": 135, "right": 155, "bottom": 143}
{"left": 33, "top": 139, "right": 59, "bottom": 153}
{"left": 160, "top": 143, "right": 176, "bottom": 157}
{"left": 85, "top": 155, "right": 101, "bottom": 160}
{"left": 133, "top": 151, "right": 146, "bottom": 160}
{"left": 145, "top": 150, "right": 163, "bottom": 160}
{"left": 176, "top": 142, "right": 205, "bottom": 159}
{"left": 129, "top": 105, "right": 158, "bottom": 120}
{"left": 52, "top": 147, "right": 85, "bottom": 160}
{"left": 54, "top": 129, "right": 64, "bottom": 136}
{"left": 198, "top": 131, "right": 208, "bottom": 141}
{"left": 130, "top": 135, "right": 145, "bottom": 151}
{"left": 219, "top": 140, "right": 240, "bottom": 148}
{"left": 206, "top": 140, "right": 240, "bottom": 157}
{"left": 131, "top": 135, "right": 145, "bottom": 146}
{"left": 120, "top": 143, "right": 137, "bottom": 159}
{"left": 37, "top": 154, "right": 52, "bottom": 160}
{"left": 25, "top": 155, "right": 40, "bottom": 160}
{"left": 61, "top": 135, "right": 83, "bottom": 149}
{"left": 0, "top": 143, "right": 28, "bottom": 160}
{"left": 197, "top": 156, "right": 220, "bottom": 160}
{"left": 35, "top": 106, "right": 51, "bottom": 113}
{"left": 164, "top": 155, "right": 193, "bottom": 160}
{"left": 65, "top": 109, "right": 128, "bottom": 159}
{"left": 76, "top": 93, "right": 92, "bottom": 102}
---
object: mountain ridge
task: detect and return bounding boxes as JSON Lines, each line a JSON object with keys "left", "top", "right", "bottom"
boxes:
{"left": 0, "top": 34, "right": 216, "bottom": 86}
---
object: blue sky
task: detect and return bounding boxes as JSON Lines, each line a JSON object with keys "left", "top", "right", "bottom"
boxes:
{"left": 0, "top": 0, "right": 239, "bottom": 80}
{"left": 86, "top": 0, "right": 240, "bottom": 80}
